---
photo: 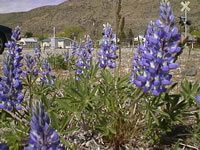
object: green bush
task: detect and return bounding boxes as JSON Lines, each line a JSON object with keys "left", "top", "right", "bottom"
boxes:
{"left": 47, "top": 53, "right": 75, "bottom": 70}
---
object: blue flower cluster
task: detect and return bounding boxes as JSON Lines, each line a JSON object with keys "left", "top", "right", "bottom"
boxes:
{"left": 0, "top": 27, "right": 24, "bottom": 110}
{"left": 40, "top": 59, "right": 55, "bottom": 85}
{"left": 34, "top": 46, "right": 41, "bottom": 61}
{"left": 71, "top": 41, "right": 77, "bottom": 56}
{"left": 23, "top": 54, "right": 38, "bottom": 77}
{"left": 76, "top": 36, "right": 94, "bottom": 75}
{"left": 98, "top": 23, "right": 118, "bottom": 69}
{"left": 0, "top": 143, "right": 9, "bottom": 150}
{"left": 130, "top": 0, "right": 181, "bottom": 96}
{"left": 24, "top": 101, "right": 64, "bottom": 150}
{"left": 196, "top": 94, "right": 200, "bottom": 103}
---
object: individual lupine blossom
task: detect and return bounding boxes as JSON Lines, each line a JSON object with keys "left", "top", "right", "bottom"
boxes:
{"left": 76, "top": 36, "right": 94, "bottom": 75}
{"left": 23, "top": 54, "right": 38, "bottom": 77}
{"left": 24, "top": 101, "right": 65, "bottom": 150}
{"left": 98, "top": 23, "right": 118, "bottom": 69}
{"left": 130, "top": 0, "right": 181, "bottom": 96}
{"left": 40, "top": 59, "right": 55, "bottom": 85}
{"left": 0, "top": 27, "right": 24, "bottom": 110}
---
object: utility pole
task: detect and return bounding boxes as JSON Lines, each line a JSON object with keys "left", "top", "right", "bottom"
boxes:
{"left": 51, "top": 27, "right": 56, "bottom": 50}
{"left": 181, "top": 1, "right": 190, "bottom": 38}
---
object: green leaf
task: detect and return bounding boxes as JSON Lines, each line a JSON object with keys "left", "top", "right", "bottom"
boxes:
{"left": 60, "top": 116, "right": 72, "bottom": 132}
{"left": 109, "top": 127, "right": 117, "bottom": 134}
{"left": 150, "top": 111, "right": 159, "bottom": 126}
{"left": 49, "top": 111, "right": 59, "bottom": 129}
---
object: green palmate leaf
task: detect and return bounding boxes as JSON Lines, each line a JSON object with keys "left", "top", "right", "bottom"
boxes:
{"left": 150, "top": 111, "right": 160, "bottom": 126}
{"left": 90, "top": 85, "right": 99, "bottom": 97}
{"left": 90, "top": 62, "right": 99, "bottom": 77}
{"left": 3, "top": 122, "right": 29, "bottom": 150}
{"left": 59, "top": 115, "right": 72, "bottom": 132}
{"left": 173, "top": 100, "right": 187, "bottom": 111}
{"left": 56, "top": 98, "right": 70, "bottom": 109}
{"left": 117, "top": 73, "right": 130, "bottom": 86}
{"left": 156, "top": 110, "right": 170, "bottom": 118}
{"left": 109, "top": 127, "right": 117, "bottom": 134}
{"left": 180, "top": 80, "right": 200, "bottom": 106}
{"left": 49, "top": 111, "right": 59, "bottom": 129}
{"left": 71, "top": 87, "right": 83, "bottom": 99}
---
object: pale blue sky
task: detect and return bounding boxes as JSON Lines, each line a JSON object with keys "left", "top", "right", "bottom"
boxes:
{"left": 0, "top": 0, "right": 67, "bottom": 14}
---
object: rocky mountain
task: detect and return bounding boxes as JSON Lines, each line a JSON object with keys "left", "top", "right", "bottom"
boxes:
{"left": 0, "top": 0, "right": 199, "bottom": 38}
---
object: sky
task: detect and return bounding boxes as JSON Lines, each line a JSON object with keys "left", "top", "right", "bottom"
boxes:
{"left": 0, "top": 0, "right": 67, "bottom": 14}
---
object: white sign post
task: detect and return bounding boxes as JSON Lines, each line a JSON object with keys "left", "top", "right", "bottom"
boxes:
{"left": 181, "top": 1, "right": 190, "bottom": 38}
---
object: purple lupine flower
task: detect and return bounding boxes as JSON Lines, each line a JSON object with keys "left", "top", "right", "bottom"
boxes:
{"left": 11, "top": 27, "right": 21, "bottom": 41}
{"left": 24, "top": 101, "right": 64, "bottom": 150}
{"left": 130, "top": 0, "right": 181, "bottom": 96}
{"left": 0, "top": 27, "right": 24, "bottom": 110}
{"left": 76, "top": 36, "right": 94, "bottom": 75}
{"left": 40, "top": 59, "right": 55, "bottom": 85}
{"left": 196, "top": 94, "right": 200, "bottom": 103}
{"left": 23, "top": 54, "right": 38, "bottom": 77}
{"left": 71, "top": 41, "right": 77, "bottom": 56}
{"left": 34, "top": 46, "right": 41, "bottom": 60}
{"left": 0, "top": 143, "right": 9, "bottom": 150}
{"left": 98, "top": 23, "right": 118, "bottom": 69}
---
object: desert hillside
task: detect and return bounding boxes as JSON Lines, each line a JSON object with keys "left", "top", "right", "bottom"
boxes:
{"left": 0, "top": 0, "right": 199, "bottom": 37}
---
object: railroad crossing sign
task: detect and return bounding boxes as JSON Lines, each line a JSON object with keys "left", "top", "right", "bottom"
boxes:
{"left": 181, "top": 1, "right": 191, "bottom": 38}
{"left": 181, "top": 1, "right": 190, "bottom": 12}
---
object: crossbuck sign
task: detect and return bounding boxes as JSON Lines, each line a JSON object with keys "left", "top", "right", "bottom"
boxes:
{"left": 181, "top": 1, "right": 190, "bottom": 37}
{"left": 181, "top": 1, "right": 190, "bottom": 12}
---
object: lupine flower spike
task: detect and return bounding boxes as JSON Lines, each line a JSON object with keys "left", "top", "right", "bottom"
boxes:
{"left": 23, "top": 54, "right": 38, "bottom": 77}
{"left": 0, "top": 26, "right": 24, "bottom": 110}
{"left": 34, "top": 46, "right": 41, "bottom": 61}
{"left": 24, "top": 101, "right": 64, "bottom": 150}
{"left": 76, "top": 35, "right": 94, "bottom": 75}
{"left": 71, "top": 41, "right": 77, "bottom": 56}
{"left": 130, "top": 0, "right": 181, "bottom": 96}
{"left": 40, "top": 59, "right": 55, "bottom": 85}
{"left": 98, "top": 23, "right": 118, "bottom": 69}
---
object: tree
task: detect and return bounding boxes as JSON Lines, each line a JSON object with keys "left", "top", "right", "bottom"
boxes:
{"left": 116, "top": 0, "right": 123, "bottom": 70}
{"left": 37, "top": 35, "right": 47, "bottom": 41}
{"left": 116, "top": 0, "right": 122, "bottom": 42}
{"left": 119, "top": 17, "right": 126, "bottom": 43}
{"left": 24, "top": 32, "right": 33, "bottom": 38}
{"left": 58, "top": 26, "right": 84, "bottom": 40}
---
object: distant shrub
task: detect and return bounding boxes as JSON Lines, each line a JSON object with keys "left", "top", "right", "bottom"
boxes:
{"left": 58, "top": 26, "right": 84, "bottom": 40}
{"left": 191, "top": 30, "right": 200, "bottom": 37}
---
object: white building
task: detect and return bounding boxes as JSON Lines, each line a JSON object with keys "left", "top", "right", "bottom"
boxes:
{"left": 41, "top": 39, "right": 51, "bottom": 48}
{"left": 41, "top": 37, "right": 74, "bottom": 49}
{"left": 18, "top": 38, "right": 38, "bottom": 47}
